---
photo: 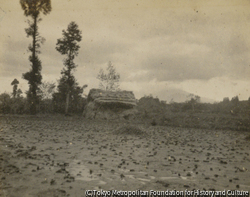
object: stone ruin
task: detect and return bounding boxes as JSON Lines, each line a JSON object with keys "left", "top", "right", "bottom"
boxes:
{"left": 83, "top": 88, "right": 137, "bottom": 120}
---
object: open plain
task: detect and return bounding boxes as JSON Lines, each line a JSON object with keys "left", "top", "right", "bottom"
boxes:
{"left": 0, "top": 115, "right": 249, "bottom": 197}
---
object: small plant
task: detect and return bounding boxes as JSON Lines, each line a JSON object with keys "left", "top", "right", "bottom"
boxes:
{"left": 97, "top": 61, "right": 120, "bottom": 91}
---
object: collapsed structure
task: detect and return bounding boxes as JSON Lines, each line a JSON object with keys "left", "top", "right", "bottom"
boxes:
{"left": 83, "top": 89, "right": 137, "bottom": 120}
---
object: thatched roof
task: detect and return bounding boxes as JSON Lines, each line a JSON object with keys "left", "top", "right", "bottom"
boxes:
{"left": 87, "top": 89, "right": 136, "bottom": 106}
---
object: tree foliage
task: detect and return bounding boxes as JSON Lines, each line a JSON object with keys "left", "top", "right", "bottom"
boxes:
{"left": 38, "top": 81, "right": 56, "bottom": 100}
{"left": 11, "top": 79, "right": 19, "bottom": 98}
{"left": 55, "top": 22, "right": 83, "bottom": 114}
{"left": 231, "top": 95, "right": 239, "bottom": 105}
{"left": 16, "top": 89, "right": 23, "bottom": 98}
{"left": 20, "top": 0, "right": 51, "bottom": 114}
{"left": 20, "top": 0, "right": 51, "bottom": 17}
{"left": 56, "top": 22, "right": 82, "bottom": 57}
{"left": 230, "top": 95, "right": 240, "bottom": 115}
{"left": 186, "top": 94, "right": 201, "bottom": 111}
{"left": 97, "top": 61, "right": 120, "bottom": 91}
{"left": 0, "top": 93, "right": 11, "bottom": 114}
{"left": 11, "top": 79, "right": 23, "bottom": 99}
{"left": 136, "top": 95, "right": 167, "bottom": 125}
{"left": 53, "top": 82, "right": 86, "bottom": 114}
{"left": 223, "top": 97, "right": 230, "bottom": 103}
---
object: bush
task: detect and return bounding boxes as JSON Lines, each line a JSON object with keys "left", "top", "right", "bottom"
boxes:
{"left": 136, "top": 95, "right": 167, "bottom": 124}
{"left": 53, "top": 93, "right": 87, "bottom": 114}
{"left": 0, "top": 93, "right": 28, "bottom": 114}
{"left": 0, "top": 93, "right": 11, "bottom": 114}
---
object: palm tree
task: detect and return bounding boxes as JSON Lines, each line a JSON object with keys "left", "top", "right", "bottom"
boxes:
{"left": 20, "top": 0, "right": 52, "bottom": 114}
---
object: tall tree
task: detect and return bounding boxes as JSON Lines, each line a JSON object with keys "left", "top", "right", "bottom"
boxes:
{"left": 97, "top": 61, "right": 120, "bottom": 91}
{"left": 11, "top": 79, "right": 19, "bottom": 98}
{"left": 56, "top": 22, "right": 82, "bottom": 115}
{"left": 20, "top": 0, "right": 52, "bottom": 114}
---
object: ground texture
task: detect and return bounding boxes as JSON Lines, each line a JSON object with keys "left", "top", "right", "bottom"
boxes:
{"left": 0, "top": 115, "right": 249, "bottom": 197}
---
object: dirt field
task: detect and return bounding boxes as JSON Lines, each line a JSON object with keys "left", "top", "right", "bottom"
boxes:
{"left": 0, "top": 115, "right": 249, "bottom": 197}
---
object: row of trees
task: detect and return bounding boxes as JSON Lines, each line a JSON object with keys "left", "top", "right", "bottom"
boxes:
{"left": 168, "top": 95, "right": 250, "bottom": 115}
{"left": 19, "top": 0, "right": 121, "bottom": 115}
{"left": 6, "top": 1, "right": 247, "bottom": 117}
{"left": 2, "top": 89, "right": 249, "bottom": 115}
{"left": 19, "top": 0, "right": 84, "bottom": 115}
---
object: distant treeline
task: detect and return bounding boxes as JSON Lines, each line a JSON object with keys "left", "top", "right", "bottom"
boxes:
{"left": 0, "top": 92, "right": 249, "bottom": 116}
{"left": 0, "top": 92, "right": 86, "bottom": 115}
{"left": 0, "top": 93, "right": 249, "bottom": 131}
{"left": 136, "top": 95, "right": 250, "bottom": 131}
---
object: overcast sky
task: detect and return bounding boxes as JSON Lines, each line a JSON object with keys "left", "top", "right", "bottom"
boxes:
{"left": 1, "top": 0, "right": 250, "bottom": 102}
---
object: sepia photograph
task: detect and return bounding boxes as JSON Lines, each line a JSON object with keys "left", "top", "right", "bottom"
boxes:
{"left": 0, "top": 0, "right": 250, "bottom": 196}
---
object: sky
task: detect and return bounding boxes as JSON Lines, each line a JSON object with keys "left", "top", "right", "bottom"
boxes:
{"left": 0, "top": 0, "right": 250, "bottom": 102}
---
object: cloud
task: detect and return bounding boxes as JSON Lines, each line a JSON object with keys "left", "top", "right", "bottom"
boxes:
{"left": 0, "top": 39, "right": 28, "bottom": 77}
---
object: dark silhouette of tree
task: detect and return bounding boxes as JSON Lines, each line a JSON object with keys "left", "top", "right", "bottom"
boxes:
{"left": 231, "top": 95, "right": 239, "bottom": 105}
{"left": 230, "top": 95, "right": 240, "bottom": 115}
{"left": 97, "top": 61, "right": 120, "bottom": 91}
{"left": 218, "top": 97, "right": 230, "bottom": 113}
{"left": 223, "top": 97, "right": 230, "bottom": 103}
{"left": 11, "top": 79, "right": 19, "bottom": 98}
{"left": 0, "top": 93, "right": 11, "bottom": 114}
{"left": 53, "top": 79, "right": 87, "bottom": 114}
{"left": 16, "top": 89, "right": 23, "bottom": 98}
{"left": 56, "top": 22, "right": 82, "bottom": 115}
{"left": 20, "top": 0, "right": 52, "bottom": 114}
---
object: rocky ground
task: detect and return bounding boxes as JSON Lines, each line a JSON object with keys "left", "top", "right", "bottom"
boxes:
{"left": 0, "top": 115, "right": 249, "bottom": 197}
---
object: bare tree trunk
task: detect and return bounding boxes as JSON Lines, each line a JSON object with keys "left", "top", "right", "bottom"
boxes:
{"left": 30, "top": 93, "right": 37, "bottom": 115}
{"left": 65, "top": 92, "right": 70, "bottom": 115}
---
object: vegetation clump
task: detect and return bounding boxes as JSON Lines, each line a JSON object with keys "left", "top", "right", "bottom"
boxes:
{"left": 114, "top": 124, "right": 147, "bottom": 136}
